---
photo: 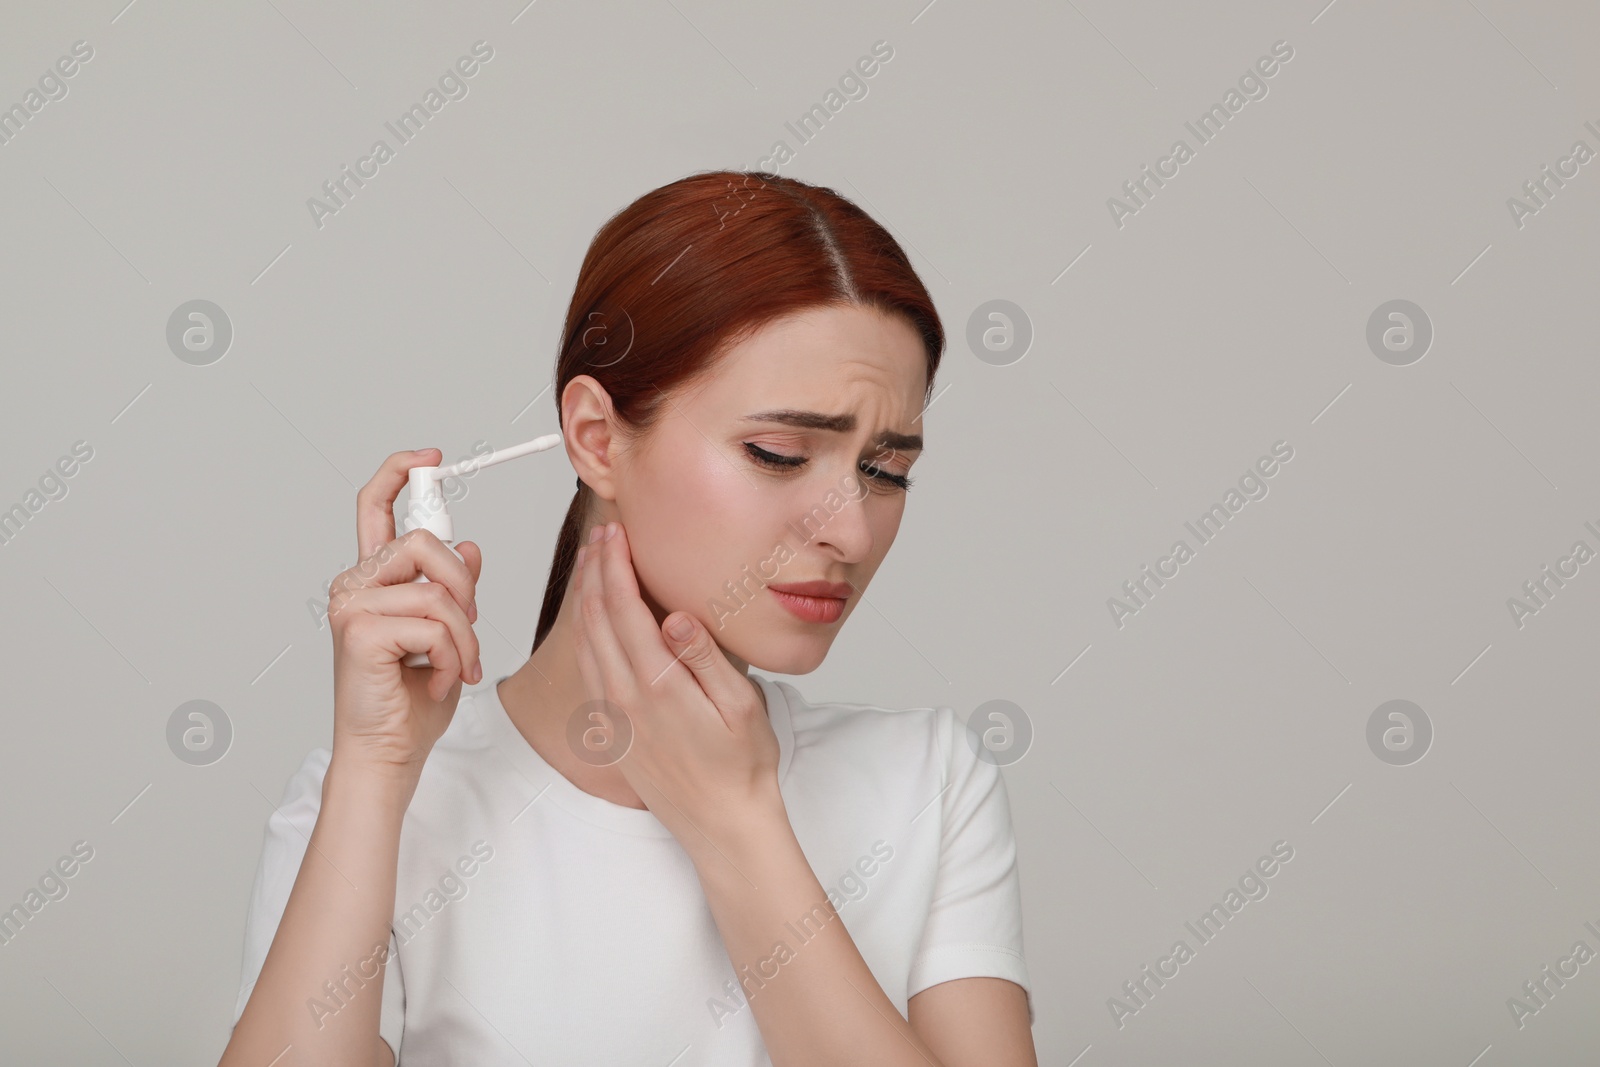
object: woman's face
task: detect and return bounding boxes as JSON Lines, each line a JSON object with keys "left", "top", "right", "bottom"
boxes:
{"left": 604, "top": 302, "right": 928, "bottom": 675}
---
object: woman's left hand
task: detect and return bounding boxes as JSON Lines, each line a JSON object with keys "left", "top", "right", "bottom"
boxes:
{"left": 572, "top": 520, "right": 785, "bottom": 858}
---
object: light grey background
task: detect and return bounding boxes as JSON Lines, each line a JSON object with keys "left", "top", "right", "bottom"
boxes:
{"left": 2, "top": 0, "right": 1597, "bottom": 1063}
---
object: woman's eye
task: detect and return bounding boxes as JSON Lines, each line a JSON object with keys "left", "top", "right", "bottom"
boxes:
{"left": 743, "top": 443, "right": 913, "bottom": 492}
{"left": 861, "top": 461, "right": 914, "bottom": 492}
{"left": 743, "top": 443, "right": 805, "bottom": 469}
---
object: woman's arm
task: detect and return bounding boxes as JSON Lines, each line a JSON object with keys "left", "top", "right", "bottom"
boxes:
{"left": 220, "top": 448, "right": 486, "bottom": 1066}
{"left": 689, "top": 804, "right": 1037, "bottom": 1067}
{"left": 218, "top": 759, "right": 413, "bottom": 1067}
{"left": 910, "top": 977, "right": 1037, "bottom": 1066}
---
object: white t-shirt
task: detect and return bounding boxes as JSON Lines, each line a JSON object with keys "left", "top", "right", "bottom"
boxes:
{"left": 231, "top": 672, "right": 1033, "bottom": 1063}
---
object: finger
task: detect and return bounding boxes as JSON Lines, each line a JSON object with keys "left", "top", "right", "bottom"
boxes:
{"left": 570, "top": 537, "right": 606, "bottom": 707}
{"left": 360, "top": 524, "right": 483, "bottom": 617}
{"left": 660, "top": 610, "right": 757, "bottom": 719}
{"left": 449, "top": 540, "right": 484, "bottom": 620}
{"left": 403, "top": 617, "right": 468, "bottom": 702}
{"left": 352, "top": 614, "right": 466, "bottom": 701}
{"left": 597, "top": 523, "right": 683, "bottom": 684}
{"left": 330, "top": 529, "right": 479, "bottom": 634}
{"left": 453, "top": 539, "right": 484, "bottom": 590}
{"left": 356, "top": 448, "right": 440, "bottom": 559}
{"left": 574, "top": 523, "right": 636, "bottom": 691}
{"left": 339, "top": 580, "right": 482, "bottom": 683}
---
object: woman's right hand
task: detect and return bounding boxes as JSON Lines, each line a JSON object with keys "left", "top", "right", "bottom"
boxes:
{"left": 327, "top": 448, "right": 484, "bottom": 780}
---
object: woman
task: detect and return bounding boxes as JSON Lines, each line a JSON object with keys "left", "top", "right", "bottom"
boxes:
{"left": 221, "top": 171, "right": 1036, "bottom": 1066}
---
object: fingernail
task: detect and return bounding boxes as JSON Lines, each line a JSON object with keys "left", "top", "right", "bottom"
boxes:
{"left": 589, "top": 525, "right": 604, "bottom": 544}
{"left": 576, "top": 545, "right": 587, "bottom": 567}
{"left": 604, "top": 522, "right": 617, "bottom": 541}
{"left": 468, "top": 599, "right": 478, "bottom": 622}
{"left": 667, "top": 614, "right": 693, "bottom": 640}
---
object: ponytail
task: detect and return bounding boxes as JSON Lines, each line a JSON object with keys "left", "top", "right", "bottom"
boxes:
{"left": 531, "top": 477, "right": 590, "bottom": 654}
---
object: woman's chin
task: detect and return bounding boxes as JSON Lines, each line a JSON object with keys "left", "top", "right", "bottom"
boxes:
{"left": 698, "top": 599, "right": 844, "bottom": 676}
{"left": 736, "top": 632, "right": 833, "bottom": 676}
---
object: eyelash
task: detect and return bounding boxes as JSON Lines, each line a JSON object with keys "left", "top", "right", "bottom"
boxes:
{"left": 743, "top": 443, "right": 914, "bottom": 491}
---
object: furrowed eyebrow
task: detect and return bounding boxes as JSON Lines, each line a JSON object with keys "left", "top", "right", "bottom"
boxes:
{"left": 741, "top": 409, "right": 924, "bottom": 453}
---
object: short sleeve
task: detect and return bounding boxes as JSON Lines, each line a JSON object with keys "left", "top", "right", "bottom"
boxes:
{"left": 906, "top": 706, "right": 1034, "bottom": 1026}
{"left": 230, "top": 747, "right": 406, "bottom": 1060}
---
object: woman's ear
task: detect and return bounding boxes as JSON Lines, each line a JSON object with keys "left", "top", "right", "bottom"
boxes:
{"left": 561, "top": 375, "right": 622, "bottom": 500}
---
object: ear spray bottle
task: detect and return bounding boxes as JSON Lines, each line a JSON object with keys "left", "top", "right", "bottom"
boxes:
{"left": 400, "top": 433, "right": 563, "bottom": 668}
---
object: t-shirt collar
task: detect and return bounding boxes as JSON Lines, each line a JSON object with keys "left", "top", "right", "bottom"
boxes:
{"left": 475, "top": 671, "right": 794, "bottom": 838}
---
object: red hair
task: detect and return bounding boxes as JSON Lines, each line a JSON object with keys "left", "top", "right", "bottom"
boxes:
{"left": 532, "top": 170, "right": 943, "bottom": 653}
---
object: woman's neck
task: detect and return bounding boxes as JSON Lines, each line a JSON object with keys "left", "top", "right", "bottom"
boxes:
{"left": 493, "top": 574, "right": 757, "bottom": 810}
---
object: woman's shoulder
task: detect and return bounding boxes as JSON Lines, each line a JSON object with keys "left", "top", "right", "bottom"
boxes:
{"left": 770, "top": 676, "right": 1008, "bottom": 790}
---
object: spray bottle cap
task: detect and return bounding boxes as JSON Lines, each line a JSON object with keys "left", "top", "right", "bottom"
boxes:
{"left": 403, "top": 433, "right": 564, "bottom": 543}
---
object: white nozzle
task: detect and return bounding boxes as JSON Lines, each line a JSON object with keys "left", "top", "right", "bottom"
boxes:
{"left": 403, "top": 433, "right": 563, "bottom": 543}
{"left": 439, "top": 433, "right": 563, "bottom": 478}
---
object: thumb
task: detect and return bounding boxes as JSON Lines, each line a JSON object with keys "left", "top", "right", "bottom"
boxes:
{"left": 662, "top": 612, "right": 752, "bottom": 715}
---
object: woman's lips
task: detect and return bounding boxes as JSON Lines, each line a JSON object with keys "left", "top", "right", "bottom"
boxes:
{"left": 768, "top": 586, "right": 848, "bottom": 624}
